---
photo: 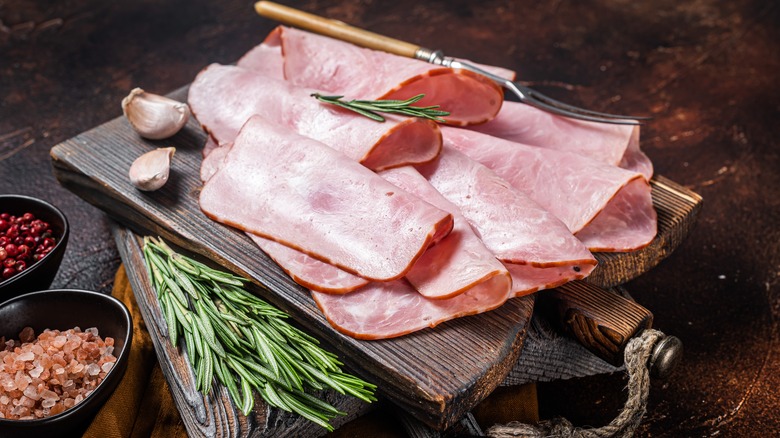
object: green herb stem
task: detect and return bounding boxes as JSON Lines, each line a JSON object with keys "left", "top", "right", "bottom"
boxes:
{"left": 312, "top": 93, "right": 450, "bottom": 123}
{"left": 142, "top": 236, "right": 376, "bottom": 431}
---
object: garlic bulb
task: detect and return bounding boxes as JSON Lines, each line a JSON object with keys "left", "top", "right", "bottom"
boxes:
{"left": 122, "top": 88, "right": 190, "bottom": 139}
{"left": 129, "top": 147, "right": 176, "bottom": 191}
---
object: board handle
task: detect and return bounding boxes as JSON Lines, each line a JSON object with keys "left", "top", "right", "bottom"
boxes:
{"left": 541, "top": 281, "right": 655, "bottom": 367}
{"left": 255, "top": 1, "right": 422, "bottom": 58}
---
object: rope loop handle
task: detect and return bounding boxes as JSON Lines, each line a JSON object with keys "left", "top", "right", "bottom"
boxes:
{"left": 486, "top": 329, "right": 666, "bottom": 438}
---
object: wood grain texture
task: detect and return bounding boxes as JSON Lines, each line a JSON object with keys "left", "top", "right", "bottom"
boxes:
{"left": 49, "top": 92, "right": 534, "bottom": 430}
{"left": 543, "top": 282, "right": 653, "bottom": 366}
{"left": 113, "top": 226, "right": 371, "bottom": 437}
{"left": 588, "top": 176, "right": 703, "bottom": 287}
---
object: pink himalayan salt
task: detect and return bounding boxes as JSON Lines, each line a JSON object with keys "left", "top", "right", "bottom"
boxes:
{"left": 0, "top": 327, "right": 117, "bottom": 421}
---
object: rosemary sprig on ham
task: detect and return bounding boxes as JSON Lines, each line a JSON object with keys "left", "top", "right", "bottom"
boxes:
{"left": 312, "top": 93, "right": 450, "bottom": 122}
{"left": 141, "top": 236, "right": 376, "bottom": 431}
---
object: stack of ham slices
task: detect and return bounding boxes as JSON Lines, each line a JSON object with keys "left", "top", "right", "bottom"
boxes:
{"left": 191, "top": 26, "right": 657, "bottom": 340}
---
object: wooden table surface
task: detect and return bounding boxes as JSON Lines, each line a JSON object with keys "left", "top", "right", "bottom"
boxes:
{"left": 2, "top": 1, "right": 778, "bottom": 436}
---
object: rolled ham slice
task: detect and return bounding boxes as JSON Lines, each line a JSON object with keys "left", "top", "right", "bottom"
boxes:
{"left": 416, "top": 148, "right": 596, "bottom": 295}
{"left": 189, "top": 64, "right": 442, "bottom": 171}
{"left": 469, "top": 101, "right": 654, "bottom": 179}
{"left": 277, "top": 26, "right": 508, "bottom": 126}
{"left": 200, "top": 115, "right": 453, "bottom": 281}
{"left": 442, "top": 127, "right": 656, "bottom": 252}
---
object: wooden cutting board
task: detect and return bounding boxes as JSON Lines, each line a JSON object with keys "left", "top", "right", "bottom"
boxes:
{"left": 50, "top": 88, "right": 701, "bottom": 431}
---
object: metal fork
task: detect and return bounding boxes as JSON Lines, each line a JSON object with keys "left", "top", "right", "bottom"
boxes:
{"left": 256, "top": 1, "right": 648, "bottom": 125}
{"left": 416, "top": 48, "right": 648, "bottom": 125}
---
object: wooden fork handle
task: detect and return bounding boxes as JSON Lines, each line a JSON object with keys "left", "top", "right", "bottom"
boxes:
{"left": 255, "top": 1, "right": 422, "bottom": 58}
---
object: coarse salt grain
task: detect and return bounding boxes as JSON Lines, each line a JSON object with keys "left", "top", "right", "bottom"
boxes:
{"left": 0, "top": 327, "right": 117, "bottom": 421}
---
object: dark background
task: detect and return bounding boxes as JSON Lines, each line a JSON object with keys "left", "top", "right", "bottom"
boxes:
{"left": 1, "top": 1, "right": 778, "bottom": 436}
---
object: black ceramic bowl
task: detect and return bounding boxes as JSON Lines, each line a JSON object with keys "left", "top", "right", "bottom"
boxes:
{"left": 0, "top": 195, "right": 69, "bottom": 301}
{"left": 0, "top": 289, "right": 132, "bottom": 438}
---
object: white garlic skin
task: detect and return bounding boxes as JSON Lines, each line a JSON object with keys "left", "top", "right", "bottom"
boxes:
{"left": 122, "top": 88, "right": 190, "bottom": 140}
{"left": 129, "top": 147, "right": 176, "bottom": 191}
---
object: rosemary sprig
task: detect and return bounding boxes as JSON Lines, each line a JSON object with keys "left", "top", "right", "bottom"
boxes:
{"left": 312, "top": 93, "right": 450, "bottom": 123}
{"left": 142, "top": 237, "right": 376, "bottom": 431}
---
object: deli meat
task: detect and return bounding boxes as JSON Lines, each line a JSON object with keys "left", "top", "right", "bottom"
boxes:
{"left": 469, "top": 101, "right": 654, "bottom": 179}
{"left": 248, "top": 165, "right": 511, "bottom": 300}
{"left": 277, "top": 26, "right": 508, "bottom": 125}
{"left": 249, "top": 234, "right": 368, "bottom": 294}
{"left": 312, "top": 279, "right": 512, "bottom": 340}
{"left": 200, "top": 115, "right": 454, "bottom": 281}
{"left": 236, "top": 27, "right": 284, "bottom": 78}
{"left": 380, "top": 166, "right": 511, "bottom": 300}
{"left": 442, "top": 127, "right": 656, "bottom": 251}
{"left": 417, "top": 148, "right": 597, "bottom": 294}
{"left": 189, "top": 64, "right": 442, "bottom": 171}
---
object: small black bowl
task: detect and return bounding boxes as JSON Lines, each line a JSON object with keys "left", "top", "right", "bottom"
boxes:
{"left": 0, "top": 289, "right": 132, "bottom": 438}
{"left": 0, "top": 195, "right": 69, "bottom": 301}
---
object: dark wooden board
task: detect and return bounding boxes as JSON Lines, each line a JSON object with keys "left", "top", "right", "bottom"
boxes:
{"left": 49, "top": 90, "right": 535, "bottom": 430}
{"left": 49, "top": 87, "right": 701, "bottom": 431}
{"left": 113, "top": 226, "right": 374, "bottom": 437}
{"left": 588, "top": 175, "right": 702, "bottom": 287}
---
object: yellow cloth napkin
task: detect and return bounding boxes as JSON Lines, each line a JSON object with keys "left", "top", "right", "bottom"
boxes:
{"left": 83, "top": 265, "right": 538, "bottom": 437}
{"left": 82, "top": 265, "right": 187, "bottom": 438}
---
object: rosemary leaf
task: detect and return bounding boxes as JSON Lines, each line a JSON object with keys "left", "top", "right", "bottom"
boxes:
{"left": 184, "top": 327, "right": 196, "bottom": 364}
{"left": 169, "top": 259, "right": 199, "bottom": 299}
{"left": 194, "top": 300, "right": 225, "bottom": 357}
{"left": 252, "top": 325, "right": 280, "bottom": 379}
{"left": 162, "top": 293, "right": 178, "bottom": 342}
{"left": 276, "top": 389, "right": 335, "bottom": 432}
{"left": 240, "top": 377, "right": 254, "bottom": 415}
{"left": 259, "top": 382, "right": 286, "bottom": 411}
{"left": 163, "top": 274, "right": 188, "bottom": 308}
{"left": 170, "top": 295, "right": 193, "bottom": 333}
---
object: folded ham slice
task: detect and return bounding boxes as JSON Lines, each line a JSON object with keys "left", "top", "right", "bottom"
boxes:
{"left": 416, "top": 148, "right": 597, "bottom": 294}
{"left": 189, "top": 64, "right": 442, "bottom": 171}
{"left": 277, "top": 26, "right": 508, "bottom": 126}
{"left": 249, "top": 234, "right": 368, "bottom": 293}
{"left": 200, "top": 115, "right": 453, "bottom": 281}
{"left": 248, "top": 165, "right": 511, "bottom": 300}
{"left": 441, "top": 127, "right": 656, "bottom": 252}
{"left": 469, "top": 101, "right": 654, "bottom": 179}
{"left": 379, "top": 166, "right": 511, "bottom": 300}
{"left": 236, "top": 26, "right": 284, "bottom": 78}
{"left": 312, "top": 278, "right": 512, "bottom": 340}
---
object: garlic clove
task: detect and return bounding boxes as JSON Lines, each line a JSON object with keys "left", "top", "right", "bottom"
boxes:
{"left": 129, "top": 147, "right": 176, "bottom": 191}
{"left": 122, "top": 88, "right": 190, "bottom": 140}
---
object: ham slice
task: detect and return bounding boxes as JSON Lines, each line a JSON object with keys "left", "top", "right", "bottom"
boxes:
{"left": 469, "top": 101, "right": 654, "bottom": 179}
{"left": 248, "top": 165, "right": 511, "bottom": 300}
{"left": 249, "top": 234, "right": 368, "bottom": 294}
{"left": 312, "top": 278, "right": 512, "bottom": 340}
{"left": 236, "top": 27, "right": 284, "bottom": 78}
{"left": 441, "top": 127, "right": 656, "bottom": 252}
{"left": 277, "top": 26, "right": 508, "bottom": 126}
{"left": 200, "top": 115, "right": 453, "bottom": 281}
{"left": 189, "top": 64, "right": 442, "bottom": 171}
{"left": 379, "top": 166, "right": 511, "bottom": 300}
{"left": 417, "top": 148, "right": 597, "bottom": 295}
{"left": 200, "top": 140, "right": 230, "bottom": 182}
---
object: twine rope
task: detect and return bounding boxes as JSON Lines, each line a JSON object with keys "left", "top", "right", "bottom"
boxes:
{"left": 486, "top": 329, "right": 665, "bottom": 438}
